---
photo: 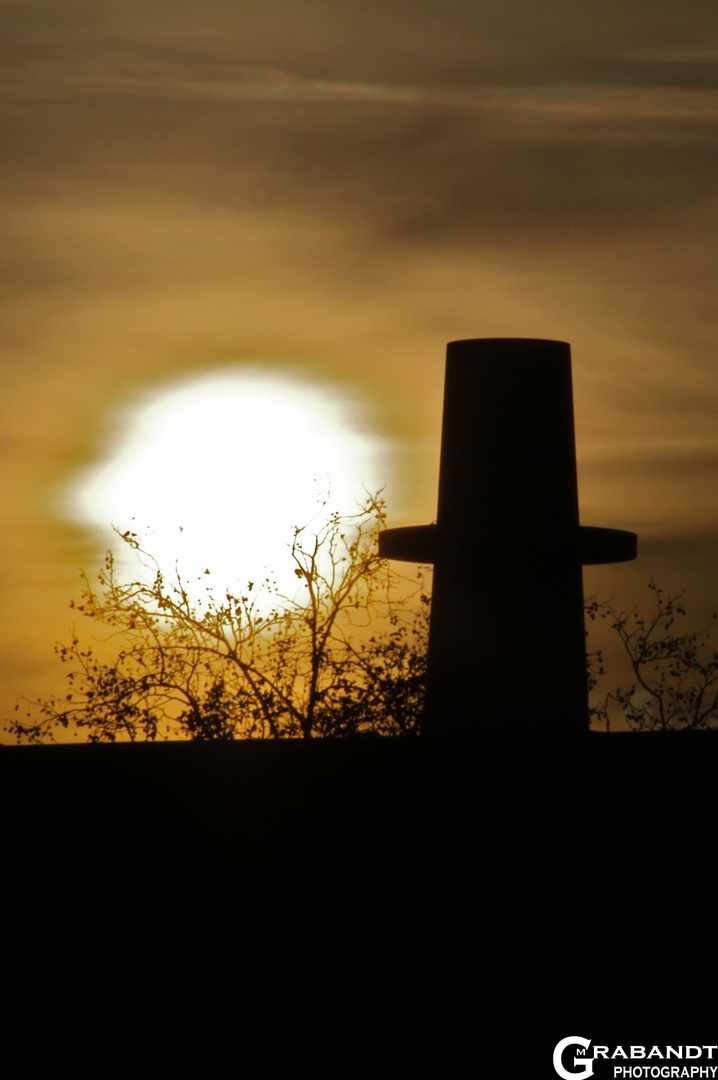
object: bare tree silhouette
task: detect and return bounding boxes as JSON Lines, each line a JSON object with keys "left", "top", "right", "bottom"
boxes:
{"left": 587, "top": 581, "right": 718, "bottom": 732}
{"left": 8, "top": 494, "right": 429, "bottom": 743}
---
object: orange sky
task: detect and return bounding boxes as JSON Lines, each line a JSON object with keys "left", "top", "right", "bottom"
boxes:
{"left": 2, "top": 0, "right": 718, "bottom": 733}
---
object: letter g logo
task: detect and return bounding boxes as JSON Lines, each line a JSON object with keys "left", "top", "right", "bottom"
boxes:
{"left": 553, "top": 1036, "right": 594, "bottom": 1080}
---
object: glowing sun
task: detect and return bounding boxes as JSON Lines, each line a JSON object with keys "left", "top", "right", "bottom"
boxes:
{"left": 67, "top": 367, "right": 387, "bottom": 598}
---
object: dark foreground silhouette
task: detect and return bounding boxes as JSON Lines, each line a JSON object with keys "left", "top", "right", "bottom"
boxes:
{"left": 3, "top": 729, "right": 717, "bottom": 974}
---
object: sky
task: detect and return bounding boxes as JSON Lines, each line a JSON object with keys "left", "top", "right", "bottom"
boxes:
{"left": 2, "top": 0, "right": 718, "bottom": 734}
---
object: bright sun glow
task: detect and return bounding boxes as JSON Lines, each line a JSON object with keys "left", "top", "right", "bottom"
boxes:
{"left": 66, "top": 367, "right": 388, "bottom": 600}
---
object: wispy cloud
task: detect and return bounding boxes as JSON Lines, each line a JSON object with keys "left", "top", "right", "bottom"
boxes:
{"left": 3, "top": 62, "right": 718, "bottom": 130}
{"left": 617, "top": 45, "right": 718, "bottom": 63}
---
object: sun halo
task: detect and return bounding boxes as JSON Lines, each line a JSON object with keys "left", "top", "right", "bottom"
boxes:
{"left": 65, "top": 366, "right": 388, "bottom": 605}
